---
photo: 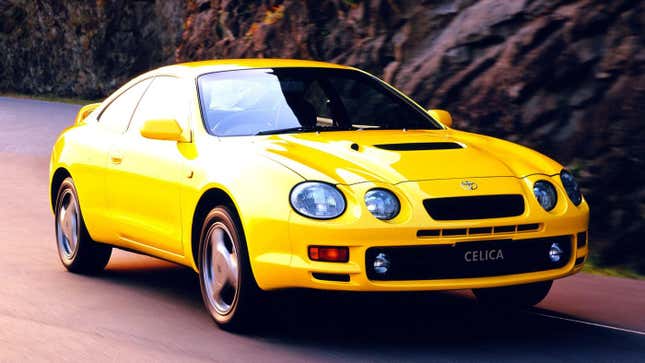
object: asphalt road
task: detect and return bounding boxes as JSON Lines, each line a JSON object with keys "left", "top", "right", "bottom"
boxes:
{"left": 0, "top": 96, "right": 644, "bottom": 362}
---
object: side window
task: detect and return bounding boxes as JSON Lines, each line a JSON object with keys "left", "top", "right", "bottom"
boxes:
{"left": 98, "top": 79, "right": 151, "bottom": 133}
{"left": 303, "top": 80, "right": 333, "bottom": 126}
{"left": 128, "top": 76, "right": 190, "bottom": 135}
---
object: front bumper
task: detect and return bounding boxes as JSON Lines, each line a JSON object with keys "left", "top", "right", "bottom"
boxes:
{"left": 259, "top": 232, "right": 588, "bottom": 292}
{"left": 250, "top": 176, "right": 590, "bottom": 291}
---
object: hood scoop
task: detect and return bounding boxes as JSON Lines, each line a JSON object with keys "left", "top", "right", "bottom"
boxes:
{"left": 373, "top": 142, "right": 463, "bottom": 151}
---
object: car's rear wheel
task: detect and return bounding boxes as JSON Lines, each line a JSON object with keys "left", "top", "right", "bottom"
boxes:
{"left": 472, "top": 280, "right": 553, "bottom": 307}
{"left": 55, "top": 177, "right": 112, "bottom": 273}
{"left": 198, "top": 206, "right": 260, "bottom": 331}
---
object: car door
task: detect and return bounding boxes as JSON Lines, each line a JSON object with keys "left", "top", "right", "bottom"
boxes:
{"left": 106, "top": 76, "right": 191, "bottom": 255}
{"left": 85, "top": 78, "right": 152, "bottom": 244}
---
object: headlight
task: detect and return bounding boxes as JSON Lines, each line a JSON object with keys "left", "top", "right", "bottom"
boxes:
{"left": 365, "top": 189, "right": 400, "bottom": 220}
{"left": 290, "top": 182, "right": 346, "bottom": 219}
{"left": 560, "top": 170, "right": 582, "bottom": 206}
{"left": 533, "top": 180, "right": 557, "bottom": 211}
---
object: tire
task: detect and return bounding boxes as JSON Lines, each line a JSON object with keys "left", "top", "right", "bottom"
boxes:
{"left": 55, "top": 177, "right": 112, "bottom": 274}
{"left": 473, "top": 280, "right": 553, "bottom": 307}
{"left": 198, "top": 206, "right": 261, "bottom": 332}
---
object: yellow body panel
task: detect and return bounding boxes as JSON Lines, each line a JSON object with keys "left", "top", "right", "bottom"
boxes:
{"left": 49, "top": 59, "right": 589, "bottom": 292}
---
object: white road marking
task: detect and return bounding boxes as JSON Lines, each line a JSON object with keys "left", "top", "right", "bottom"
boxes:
{"left": 532, "top": 312, "right": 645, "bottom": 336}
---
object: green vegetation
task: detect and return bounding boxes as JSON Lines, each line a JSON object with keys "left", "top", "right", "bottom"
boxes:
{"left": 583, "top": 261, "right": 644, "bottom": 280}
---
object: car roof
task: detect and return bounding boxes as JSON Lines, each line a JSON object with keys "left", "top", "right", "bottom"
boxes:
{"left": 151, "top": 59, "right": 355, "bottom": 78}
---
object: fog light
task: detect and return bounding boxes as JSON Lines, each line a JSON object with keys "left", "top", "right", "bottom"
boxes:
{"left": 374, "top": 252, "right": 391, "bottom": 274}
{"left": 549, "top": 243, "right": 564, "bottom": 262}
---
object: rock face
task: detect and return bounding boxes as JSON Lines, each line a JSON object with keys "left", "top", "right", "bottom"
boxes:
{"left": 0, "top": 0, "right": 185, "bottom": 98}
{"left": 1, "top": 0, "right": 643, "bottom": 271}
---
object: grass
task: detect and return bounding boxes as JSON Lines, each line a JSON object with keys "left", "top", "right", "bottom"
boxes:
{"left": 0, "top": 92, "right": 99, "bottom": 105}
{"left": 583, "top": 262, "right": 644, "bottom": 280}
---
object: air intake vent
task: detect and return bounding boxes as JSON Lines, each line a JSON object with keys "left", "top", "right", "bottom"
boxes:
{"left": 416, "top": 223, "right": 540, "bottom": 238}
{"left": 424, "top": 194, "right": 525, "bottom": 220}
{"left": 374, "top": 142, "right": 463, "bottom": 151}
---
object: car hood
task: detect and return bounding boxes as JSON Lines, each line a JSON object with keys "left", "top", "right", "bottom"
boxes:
{"left": 258, "top": 129, "right": 563, "bottom": 185}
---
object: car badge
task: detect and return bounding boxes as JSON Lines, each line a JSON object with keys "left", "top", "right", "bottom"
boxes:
{"left": 460, "top": 180, "right": 478, "bottom": 191}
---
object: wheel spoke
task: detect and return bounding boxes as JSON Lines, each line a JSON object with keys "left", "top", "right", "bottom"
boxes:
{"left": 217, "top": 241, "right": 233, "bottom": 270}
{"left": 210, "top": 228, "right": 224, "bottom": 261}
{"left": 209, "top": 230, "right": 221, "bottom": 268}
{"left": 60, "top": 201, "right": 74, "bottom": 243}
{"left": 228, "top": 251, "right": 239, "bottom": 289}
{"left": 217, "top": 233, "right": 238, "bottom": 288}
{"left": 211, "top": 277, "right": 225, "bottom": 298}
{"left": 68, "top": 206, "right": 78, "bottom": 251}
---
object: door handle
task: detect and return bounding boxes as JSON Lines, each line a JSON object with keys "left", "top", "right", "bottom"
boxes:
{"left": 110, "top": 152, "right": 123, "bottom": 165}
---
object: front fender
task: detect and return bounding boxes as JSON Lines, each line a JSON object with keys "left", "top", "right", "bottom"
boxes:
{"left": 182, "top": 144, "right": 304, "bottom": 288}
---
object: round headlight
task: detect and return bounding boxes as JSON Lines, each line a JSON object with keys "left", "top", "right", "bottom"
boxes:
{"left": 290, "top": 182, "right": 346, "bottom": 219}
{"left": 365, "top": 189, "right": 400, "bottom": 220}
{"left": 533, "top": 180, "right": 557, "bottom": 211}
{"left": 560, "top": 170, "right": 582, "bottom": 206}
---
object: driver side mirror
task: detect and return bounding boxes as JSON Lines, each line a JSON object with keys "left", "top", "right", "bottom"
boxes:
{"left": 140, "top": 119, "right": 186, "bottom": 142}
{"left": 427, "top": 109, "right": 452, "bottom": 128}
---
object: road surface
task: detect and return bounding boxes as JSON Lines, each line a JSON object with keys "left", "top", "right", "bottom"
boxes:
{"left": 0, "top": 96, "right": 643, "bottom": 362}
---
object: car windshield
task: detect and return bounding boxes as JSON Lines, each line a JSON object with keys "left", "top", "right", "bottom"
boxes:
{"left": 197, "top": 68, "right": 442, "bottom": 137}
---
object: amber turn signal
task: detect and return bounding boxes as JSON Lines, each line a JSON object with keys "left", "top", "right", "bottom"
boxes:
{"left": 308, "top": 246, "right": 349, "bottom": 262}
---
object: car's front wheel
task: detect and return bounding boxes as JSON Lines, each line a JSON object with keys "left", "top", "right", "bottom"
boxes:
{"left": 55, "top": 177, "right": 112, "bottom": 273}
{"left": 472, "top": 280, "right": 553, "bottom": 307}
{"left": 198, "top": 206, "right": 260, "bottom": 331}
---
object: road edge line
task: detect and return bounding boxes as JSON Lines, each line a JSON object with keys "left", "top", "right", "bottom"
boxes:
{"left": 532, "top": 312, "right": 645, "bottom": 336}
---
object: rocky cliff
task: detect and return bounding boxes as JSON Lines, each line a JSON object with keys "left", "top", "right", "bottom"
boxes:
{"left": 0, "top": 0, "right": 185, "bottom": 98}
{"left": 1, "top": 0, "right": 643, "bottom": 271}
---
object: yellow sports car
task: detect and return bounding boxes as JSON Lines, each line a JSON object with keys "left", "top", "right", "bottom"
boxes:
{"left": 49, "top": 59, "right": 589, "bottom": 330}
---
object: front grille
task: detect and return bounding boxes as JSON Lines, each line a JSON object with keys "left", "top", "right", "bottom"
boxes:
{"left": 366, "top": 236, "right": 572, "bottom": 281}
{"left": 424, "top": 194, "right": 525, "bottom": 220}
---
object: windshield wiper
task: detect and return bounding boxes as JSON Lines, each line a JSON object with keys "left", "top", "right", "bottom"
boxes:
{"left": 255, "top": 126, "right": 317, "bottom": 135}
{"left": 255, "top": 125, "right": 355, "bottom": 135}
